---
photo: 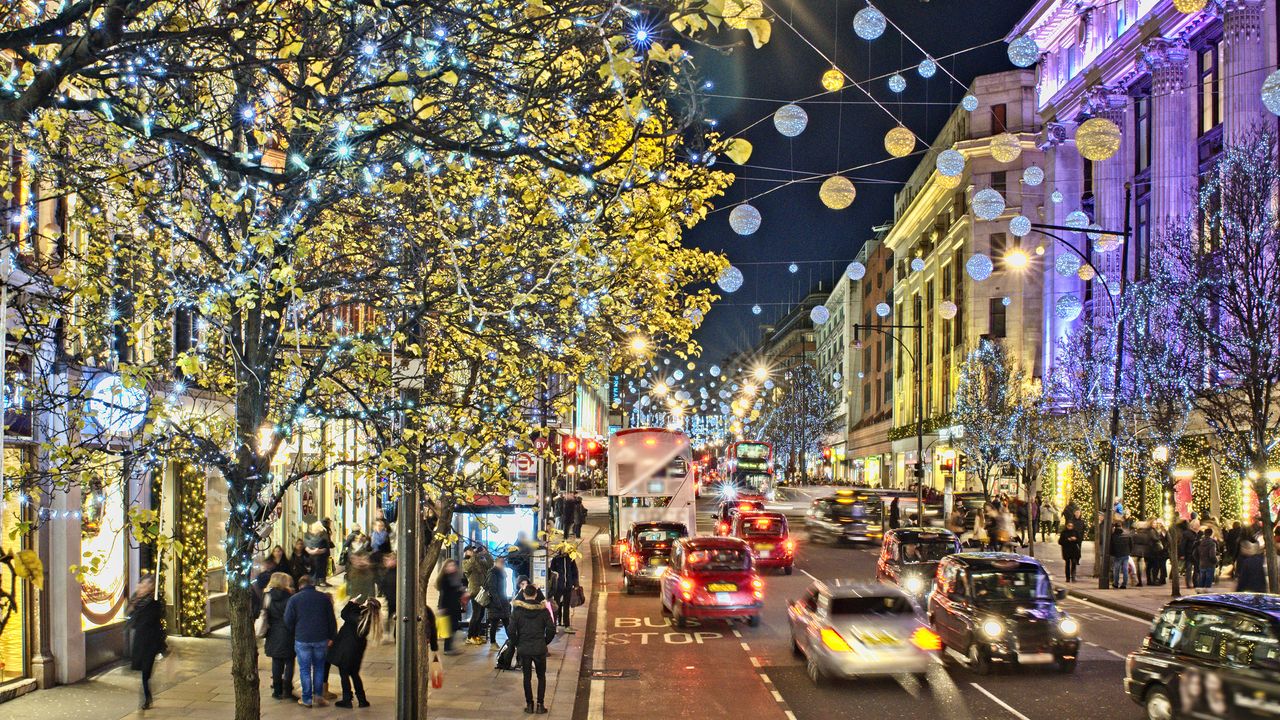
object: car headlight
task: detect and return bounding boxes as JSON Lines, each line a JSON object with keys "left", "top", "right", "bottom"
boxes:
{"left": 1059, "top": 617, "right": 1079, "bottom": 636}
{"left": 903, "top": 576, "right": 925, "bottom": 594}
{"left": 981, "top": 618, "right": 1004, "bottom": 639}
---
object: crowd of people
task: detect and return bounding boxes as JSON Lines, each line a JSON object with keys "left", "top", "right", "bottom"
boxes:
{"left": 1102, "top": 511, "right": 1271, "bottom": 593}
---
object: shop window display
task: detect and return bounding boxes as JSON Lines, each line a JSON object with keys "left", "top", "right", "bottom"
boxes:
{"left": 0, "top": 448, "right": 30, "bottom": 684}
{"left": 81, "top": 459, "right": 128, "bottom": 630}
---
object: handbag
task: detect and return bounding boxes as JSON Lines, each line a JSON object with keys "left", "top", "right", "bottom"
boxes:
{"left": 570, "top": 585, "right": 585, "bottom": 608}
{"left": 475, "top": 587, "right": 490, "bottom": 607}
{"left": 254, "top": 595, "right": 271, "bottom": 638}
{"left": 429, "top": 653, "right": 444, "bottom": 689}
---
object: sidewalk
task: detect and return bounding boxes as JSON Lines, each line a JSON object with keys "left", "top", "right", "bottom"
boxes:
{"left": 1030, "top": 539, "right": 1240, "bottom": 620}
{"left": 6, "top": 527, "right": 598, "bottom": 719}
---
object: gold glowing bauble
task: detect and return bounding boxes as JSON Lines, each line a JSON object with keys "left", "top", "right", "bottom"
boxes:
{"left": 821, "top": 67, "right": 845, "bottom": 92}
{"left": 819, "top": 175, "right": 856, "bottom": 209}
{"left": 1078, "top": 264, "right": 1097, "bottom": 281}
{"left": 1076, "top": 117, "right": 1122, "bottom": 161}
{"left": 1173, "top": 0, "right": 1207, "bottom": 13}
{"left": 990, "top": 133, "right": 1022, "bottom": 164}
{"left": 936, "top": 173, "right": 962, "bottom": 189}
{"left": 884, "top": 126, "right": 916, "bottom": 158}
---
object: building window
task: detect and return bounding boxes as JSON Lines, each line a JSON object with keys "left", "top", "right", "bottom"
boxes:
{"left": 991, "top": 171, "right": 1007, "bottom": 196}
{"left": 1067, "top": 43, "right": 1081, "bottom": 77}
{"left": 1134, "top": 92, "right": 1152, "bottom": 174}
{"left": 990, "top": 103, "right": 1007, "bottom": 134}
{"left": 1198, "top": 39, "right": 1223, "bottom": 136}
{"left": 863, "top": 385, "right": 872, "bottom": 413}
{"left": 941, "top": 262, "right": 952, "bottom": 299}
{"left": 990, "top": 232, "right": 1008, "bottom": 267}
{"left": 988, "top": 297, "right": 1006, "bottom": 338}
{"left": 942, "top": 319, "right": 952, "bottom": 355}
{"left": 1135, "top": 193, "right": 1151, "bottom": 275}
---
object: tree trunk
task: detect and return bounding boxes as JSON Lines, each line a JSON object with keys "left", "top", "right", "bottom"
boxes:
{"left": 416, "top": 500, "right": 454, "bottom": 711}
{"left": 1254, "top": 476, "right": 1280, "bottom": 593}
{"left": 1169, "top": 524, "right": 1181, "bottom": 598}
{"left": 227, "top": 525, "right": 261, "bottom": 720}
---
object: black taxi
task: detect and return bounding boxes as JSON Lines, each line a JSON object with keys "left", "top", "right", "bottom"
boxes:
{"left": 927, "top": 552, "right": 1079, "bottom": 674}
{"left": 876, "top": 527, "right": 962, "bottom": 599}
{"left": 804, "top": 489, "right": 884, "bottom": 545}
{"left": 621, "top": 521, "right": 688, "bottom": 594}
{"left": 1125, "top": 593, "right": 1280, "bottom": 720}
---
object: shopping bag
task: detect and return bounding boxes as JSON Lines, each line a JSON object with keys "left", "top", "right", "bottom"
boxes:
{"left": 429, "top": 654, "right": 444, "bottom": 689}
{"left": 254, "top": 595, "right": 271, "bottom": 638}
{"left": 570, "top": 585, "right": 586, "bottom": 608}
{"left": 435, "top": 613, "right": 452, "bottom": 641}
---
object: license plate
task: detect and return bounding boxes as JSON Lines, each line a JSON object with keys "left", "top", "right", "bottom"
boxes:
{"left": 759, "top": 551, "right": 771, "bottom": 558}
{"left": 706, "top": 582, "right": 737, "bottom": 592}
{"left": 715, "top": 592, "right": 732, "bottom": 604}
{"left": 756, "top": 544, "right": 775, "bottom": 551}
{"left": 1018, "top": 652, "right": 1054, "bottom": 664}
{"left": 649, "top": 557, "right": 666, "bottom": 566}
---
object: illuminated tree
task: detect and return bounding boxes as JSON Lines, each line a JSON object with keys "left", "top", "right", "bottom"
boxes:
{"left": 751, "top": 362, "right": 839, "bottom": 483}
{"left": 952, "top": 339, "right": 1019, "bottom": 499}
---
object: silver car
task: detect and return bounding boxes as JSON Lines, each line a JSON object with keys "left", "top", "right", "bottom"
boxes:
{"left": 787, "top": 580, "right": 941, "bottom": 685}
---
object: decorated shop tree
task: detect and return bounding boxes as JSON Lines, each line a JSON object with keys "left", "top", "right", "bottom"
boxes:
{"left": 1162, "top": 129, "right": 1280, "bottom": 593}
{"left": 0, "top": 2, "right": 756, "bottom": 716}
{"left": 952, "top": 339, "right": 1019, "bottom": 499}
{"left": 752, "top": 362, "right": 839, "bottom": 483}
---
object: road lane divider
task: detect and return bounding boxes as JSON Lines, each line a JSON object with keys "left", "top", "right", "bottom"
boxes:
{"left": 970, "top": 682, "right": 1030, "bottom": 720}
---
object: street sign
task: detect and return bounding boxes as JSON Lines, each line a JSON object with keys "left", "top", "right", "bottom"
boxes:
{"left": 511, "top": 452, "right": 537, "bottom": 480}
{"left": 533, "top": 436, "right": 548, "bottom": 451}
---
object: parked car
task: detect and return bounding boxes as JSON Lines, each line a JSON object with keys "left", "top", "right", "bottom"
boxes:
{"left": 660, "top": 536, "right": 764, "bottom": 627}
{"left": 927, "top": 552, "right": 1079, "bottom": 674}
{"left": 876, "top": 527, "right": 962, "bottom": 599}
{"left": 1124, "top": 593, "right": 1280, "bottom": 720}
{"left": 788, "top": 579, "right": 941, "bottom": 685}
{"left": 732, "top": 511, "right": 795, "bottom": 575}
{"left": 621, "top": 521, "right": 687, "bottom": 594}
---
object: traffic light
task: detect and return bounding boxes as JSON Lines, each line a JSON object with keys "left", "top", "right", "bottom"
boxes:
{"left": 822, "top": 447, "right": 832, "bottom": 461}
{"left": 562, "top": 436, "right": 579, "bottom": 456}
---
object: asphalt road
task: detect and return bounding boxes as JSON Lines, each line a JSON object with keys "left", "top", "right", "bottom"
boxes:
{"left": 579, "top": 489, "right": 1152, "bottom": 720}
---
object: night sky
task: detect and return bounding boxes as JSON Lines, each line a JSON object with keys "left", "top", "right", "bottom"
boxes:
{"left": 687, "top": 0, "right": 1036, "bottom": 364}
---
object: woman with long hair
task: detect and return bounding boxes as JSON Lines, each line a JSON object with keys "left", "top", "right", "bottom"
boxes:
{"left": 127, "top": 575, "right": 166, "bottom": 710}
{"left": 329, "top": 598, "right": 382, "bottom": 707}
{"left": 263, "top": 572, "right": 297, "bottom": 700}
{"left": 288, "top": 538, "right": 309, "bottom": 585}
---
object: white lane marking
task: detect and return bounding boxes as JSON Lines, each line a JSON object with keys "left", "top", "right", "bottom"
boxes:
{"left": 741, "top": 642, "right": 751, "bottom": 652}
{"left": 772, "top": 690, "right": 785, "bottom": 702}
{"left": 749, "top": 656, "right": 761, "bottom": 667}
{"left": 732, "top": 629, "right": 743, "bottom": 638}
{"left": 587, "top": 534, "right": 608, "bottom": 720}
{"left": 785, "top": 712, "right": 798, "bottom": 720}
{"left": 759, "top": 673, "right": 772, "bottom": 685}
{"left": 971, "top": 683, "right": 1030, "bottom": 720}
{"left": 800, "top": 568, "right": 818, "bottom": 581}
{"left": 1107, "top": 649, "right": 1126, "bottom": 659}
{"left": 1062, "top": 595, "right": 1150, "bottom": 625}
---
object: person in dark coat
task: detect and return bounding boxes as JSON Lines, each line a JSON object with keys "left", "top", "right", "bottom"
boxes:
{"left": 559, "top": 493, "right": 580, "bottom": 538}
{"left": 1195, "top": 528, "right": 1219, "bottom": 591}
{"left": 127, "top": 575, "right": 166, "bottom": 710}
{"left": 573, "top": 493, "right": 588, "bottom": 538}
{"left": 463, "top": 546, "right": 493, "bottom": 644}
{"left": 329, "top": 599, "right": 381, "bottom": 708}
{"left": 1236, "top": 523, "right": 1268, "bottom": 592}
{"left": 1058, "top": 520, "right": 1083, "bottom": 583}
{"left": 1224, "top": 521, "right": 1243, "bottom": 578}
{"left": 436, "top": 559, "right": 465, "bottom": 654}
{"left": 548, "top": 550, "right": 579, "bottom": 629}
{"left": 262, "top": 572, "right": 297, "bottom": 700}
{"left": 283, "top": 575, "right": 337, "bottom": 708}
{"left": 888, "top": 497, "right": 901, "bottom": 530}
{"left": 1131, "top": 522, "right": 1152, "bottom": 588}
{"left": 1110, "top": 525, "right": 1133, "bottom": 589}
{"left": 305, "top": 520, "right": 334, "bottom": 587}
{"left": 344, "top": 546, "right": 377, "bottom": 602}
{"left": 485, "top": 557, "right": 512, "bottom": 648}
{"left": 257, "top": 545, "right": 288, "bottom": 592}
{"left": 507, "top": 532, "right": 534, "bottom": 581}
{"left": 508, "top": 584, "right": 556, "bottom": 714}
{"left": 288, "top": 538, "right": 310, "bottom": 586}
{"left": 1147, "top": 520, "right": 1169, "bottom": 586}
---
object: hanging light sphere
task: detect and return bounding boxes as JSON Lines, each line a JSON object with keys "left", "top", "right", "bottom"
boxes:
{"left": 1002, "top": 296, "right": 1012, "bottom": 306}
{"left": 717, "top": 266, "right": 744, "bottom": 293}
{"left": 1085, "top": 223, "right": 1104, "bottom": 241}
{"left": 936, "top": 173, "right": 962, "bottom": 189}
{"left": 1078, "top": 264, "right": 1097, "bottom": 281}
{"left": 1051, "top": 189, "right": 1065, "bottom": 204}
{"left": 1054, "top": 251, "right": 1081, "bottom": 277}
{"left": 939, "top": 300, "right": 958, "bottom": 320}
{"left": 1263, "top": 70, "right": 1280, "bottom": 116}
{"left": 888, "top": 73, "right": 907, "bottom": 93}
{"left": 773, "top": 104, "right": 809, "bottom": 137}
{"left": 990, "top": 132, "right": 1023, "bottom": 163}
{"left": 751, "top": 304, "right": 762, "bottom": 315}
{"left": 819, "top": 175, "right": 857, "bottom": 209}
{"left": 936, "top": 148, "right": 965, "bottom": 177}
{"left": 962, "top": 94, "right": 979, "bottom": 112}
{"left": 973, "top": 188, "right": 1006, "bottom": 220}
{"left": 1007, "top": 34, "right": 1040, "bottom": 68}
{"left": 822, "top": 67, "right": 845, "bottom": 92}
{"left": 1056, "top": 293, "right": 1083, "bottom": 321}
{"left": 966, "top": 253, "right": 994, "bottom": 282}
{"left": 1095, "top": 234, "right": 1122, "bottom": 253}
{"left": 1022, "top": 165, "right": 1045, "bottom": 186}
{"left": 788, "top": 262, "right": 799, "bottom": 273}
{"left": 810, "top": 306, "right": 831, "bottom": 325}
{"left": 1076, "top": 117, "right": 1122, "bottom": 161}
{"left": 1173, "top": 0, "right": 1207, "bottom": 12}
{"left": 1065, "top": 210, "right": 1090, "bottom": 229}
{"left": 710, "top": 365, "right": 721, "bottom": 376}
{"left": 728, "top": 203, "right": 761, "bottom": 235}
{"left": 876, "top": 302, "right": 892, "bottom": 317}
{"left": 884, "top": 126, "right": 915, "bottom": 158}
{"left": 911, "top": 258, "right": 925, "bottom": 273}
{"left": 846, "top": 261, "right": 867, "bottom": 281}
{"left": 1009, "top": 215, "right": 1032, "bottom": 237}
{"left": 918, "top": 57, "right": 937, "bottom": 78}
{"left": 853, "top": 6, "right": 887, "bottom": 40}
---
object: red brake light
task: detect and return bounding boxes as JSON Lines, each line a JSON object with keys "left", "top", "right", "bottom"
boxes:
{"left": 739, "top": 502, "right": 753, "bottom": 511}
{"left": 717, "top": 522, "right": 729, "bottom": 534}
{"left": 911, "top": 627, "right": 943, "bottom": 651}
{"left": 751, "top": 576, "right": 763, "bottom": 590}
{"left": 679, "top": 577, "right": 694, "bottom": 592}
{"left": 783, "top": 538, "right": 796, "bottom": 553}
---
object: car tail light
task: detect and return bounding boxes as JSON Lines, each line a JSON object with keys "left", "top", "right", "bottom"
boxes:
{"left": 627, "top": 555, "right": 638, "bottom": 572}
{"left": 821, "top": 628, "right": 853, "bottom": 653}
{"left": 783, "top": 538, "right": 796, "bottom": 554}
{"left": 751, "top": 576, "right": 764, "bottom": 599}
{"left": 717, "top": 522, "right": 729, "bottom": 535}
{"left": 910, "top": 627, "right": 942, "bottom": 651}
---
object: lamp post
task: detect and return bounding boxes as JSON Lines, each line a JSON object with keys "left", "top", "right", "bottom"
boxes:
{"left": 854, "top": 318, "right": 926, "bottom": 519}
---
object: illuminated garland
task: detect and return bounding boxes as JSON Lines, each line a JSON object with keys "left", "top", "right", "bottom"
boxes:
{"left": 176, "top": 465, "right": 208, "bottom": 636}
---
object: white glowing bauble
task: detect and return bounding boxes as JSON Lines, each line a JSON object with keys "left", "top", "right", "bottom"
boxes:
{"left": 1022, "top": 165, "right": 1045, "bottom": 186}
{"left": 710, "top": 365, "right": 721, "bottom": 376}
{"left": 673, "top": 369, "right": 684, "bottom": 380}
{"left": 1077, "top": 264, "right": 1096, "bottom": 281}
{"left": 888, "top": 73, "right": 907, "bottom": 93}
{"left": 911, "top": 258, "right": 925, "bottom": 272}
{"left": 966, "top": 253, "right": 994, "bottom": 282}
{"left": 1051, "top": 189, "right": 1065, "bottom": 203}
{"left": 846, "top": 261, "right": 867, "bottom": 281}
{"left": 1086, "top": 223, "right": 1103, "bottom": 241}
{"left": 1007, "top": 34, "right": 1040, "bottom": 68}
{"left": 885, "top": 126, "right": 915, "bottom": 157}
{"left": 936, "top": 149, "right": 965, "bottom": 177}
{"left": 990, "top": 133, "right": 1023, "bottom": 163}
{"left": 973, "top": 188, "right": 1006, "bottom": 220}
{"left": 717, "top": 266, "right": 744, "bottom": 292}
{"left": 728, "top": 203, "right": 761, "bottom": 235}
{"left": 87, "top": 374, "right": 149, "bottom": 434}
{"left": 819, "top": 175, "right": 856, "bottom": 209}
{"left": 773, "top": 104, "right": 809, "bottom": 137}
{"left": 1054, "top": 252, "right": 1081, "bottom": 277}
{"left": 1065, "top": 210, "right": 1090, "bottom": 229}
{"left": 751, "top": 304, "right": 762, "bottom": 315}
{"left": 1076, "top": 117, "right": 1121, "bottom": 161}
{"left": 764, "top": 379, "right": 775, "bottom": 390}
{"left": 962, "top": 94, "right": 979, "bottom": 112}
{"left": 788, "top": 263, "right": 799, "bottom": 274}
{"left": 810, "top": 306, "right": 831, "bottom": 325}
{"left": 876, "top": 302, "right": 892, "bottom": 317}
{"left": 853, "top": 6, "right": 887, "bottom": 40}
{"left": 918, "top": 57, "right": 937, "bottom": 78}
{"left": 1002, "top": 296, "right": 1012, "bottom": 306}
{"left": 1056, "top": 293, "right": 1083, "bottom": 321}
{"left": 1009, "top": 215, "right": 1032, "bottom": 237}
{"left": 939, "top": 300, "right": 958, "bottom": 320}
{"left": 1264, "top": 69, "right": 1280, "bottom": 116}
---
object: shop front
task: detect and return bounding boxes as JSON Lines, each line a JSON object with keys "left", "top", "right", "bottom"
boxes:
{"left": 0, "top": 447, "right": 35, "bottom": 697}
{"left": 451, "top": 495, "right": 538, "bottom": 597}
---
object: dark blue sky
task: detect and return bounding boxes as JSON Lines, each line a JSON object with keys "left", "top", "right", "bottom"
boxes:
{"left": 687, "top": 0, "right": 1035, "bottom": 363}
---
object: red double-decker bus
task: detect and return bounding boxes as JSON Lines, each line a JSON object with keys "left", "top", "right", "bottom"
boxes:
{"left": 723, "top": 441, "right": 775, "bottom": 499}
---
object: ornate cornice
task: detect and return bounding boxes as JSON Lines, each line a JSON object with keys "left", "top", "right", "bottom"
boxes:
{"left": 1221, "top": 0, "right": 1265, "bottom": 42}
{"left": 1138, "top": 38, "right": 1191, "bottom": 95}
{"left": 1084, "top": 85, "right": 1128, "bottom": 121}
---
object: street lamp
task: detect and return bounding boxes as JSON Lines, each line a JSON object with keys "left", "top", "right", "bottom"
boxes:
{"left": 853, "top": 317, "right": 928, "bottom": 516}
{"left": 629, "top": 335, "right": 648, "bottom": 354}
{"left": 752, "top": 365, "right": 769, "bottom": 382}
{"left": 1003, "top": 247, "right": 1031, "bottom": 270}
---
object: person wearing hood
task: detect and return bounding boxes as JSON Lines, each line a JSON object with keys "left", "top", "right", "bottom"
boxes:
{"left": 463, "top": 546, "right": 493, "bottom": 645}
{"left": 485, "top": 556, "right": 513, "bottom": 649}
{"left": 328, "top": 598, "right": 381, "bottom": 708}
{"left": 436, "top": 558, "right": 465, "bottom": 654}
{"left": 126, "top": 575, "right": 166, "bottom": 710}
{"left": 508, "top": 584, "right": 555, "bottom": 714}
{"left": 263, "top": 572, "right": 298, "bottom": 701}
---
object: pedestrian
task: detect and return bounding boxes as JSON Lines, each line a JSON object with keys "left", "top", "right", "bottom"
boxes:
{"left": 289, "top": 538, "right": 310, "bottom": 586}
{"left": 945, "top": 506, "right": 965, "bottom": 536}
{"left": 126, "top": 575, "right": 166, "bottom": 711}
{"left": 889, "top": 497, "right": 901, "bottom": 530}
{"left": 1059, "top": 520, "right": 1082, "bottom": 583}
{"left": 329, "top": 598, "right": 381, "bottom": 708}
{"left": 1110, "top": 525, "right": 1132, "bottom": 588}
{"left": 1195, "top": 528, "right": 1218, "bottom": 591}
{"left": 573, "top": 493, "right": 588, "bottom": 538}
{"left": 996, "top": 504, "right": 1015, "bottom": 552}
{"left": 1147, "top": 520, "right": 1169, "bottom": 586}
{"left": 1180, "top": 518, "right": 1200, "bottom": 588}
{"left": 486, "top": 556, "right": 512, "bottom": 649}
{"left": 548, "top": 549, "right": 579, "bottom": 630}
{"left": 1041, "top": 497, "right": 1058, "bottom": 540}
{"left": 283, "top": 575, "right": 337, "bottom": 708}
{"left": 305, "top": 520, "right": 334, "bottom": 587}
{"left": 436, "top": 558, "right": 465, "bottom": 654}
{"left": 560, "top": 492, "right": 579, "bottom": 538}
{"left": 1236, "top": 523, "right": 1268, "bottom": 592}
{"left": 507, "top": 532, "right": 534, "bottom": 581}
{"left": 1131, "top": 520, "right": 1151, "bottom": 588}
{"left": 508, "top": 583, "right": 555, "bottom": 714}
{"left": 263, "top": 572, "right": 297, "bottom": 701}
{"left": 258, "top": 544, "right": 288, "bottom": 591}
{"left": 463, "top": 546, "right": 493, "bottom": 645}
{"left": 1224, "top": 521, "right": 1243, "bottom": 579}
{"left": 344, "top": 543, "right": 377, "bottom": 602}
{"left": 339, "top": 525, "right": 364, "bottom": 569}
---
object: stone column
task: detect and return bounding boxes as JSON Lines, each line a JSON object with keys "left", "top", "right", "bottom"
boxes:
{"left": 1221, "top": 0, "right": 1268, "bottom": 142}
{"left": 1086, "top": 86, "right": 1130, "bottom": 287}
{"left": 1141, "top": 39, "right": 1194, "bottom": 229}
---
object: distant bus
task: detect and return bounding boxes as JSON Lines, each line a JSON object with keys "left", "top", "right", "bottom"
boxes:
{"left": 606, "top": 428, "right": 696, "bottom": 564}
{"left": 723, "top": 440, "right": 776, "bottom": 500}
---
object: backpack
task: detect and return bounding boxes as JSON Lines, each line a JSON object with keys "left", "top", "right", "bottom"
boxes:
{"left": 495, "top": 639, "right": 516, "bottom": 670}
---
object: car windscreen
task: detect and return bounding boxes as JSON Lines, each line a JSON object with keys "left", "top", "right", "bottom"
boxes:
{"left": 899, "top": 541, "right": 956, "bottom": 562}
{"left": 686, "top": 548, "right": 750, "bottom": 571}
{"left": 969, "top": 570, "right": 1052, "bottom": 601}
{"left": 830, "top": 596, "right": 915, "bottom": 616}
{"left": 741, "top": 517, "right": 786, "bottom": 537}
{"left": 830, "top": 501, "right": 872, "bottom": 520}
{"left": 635, "top": 529, "right": 683, "bottom": 545}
